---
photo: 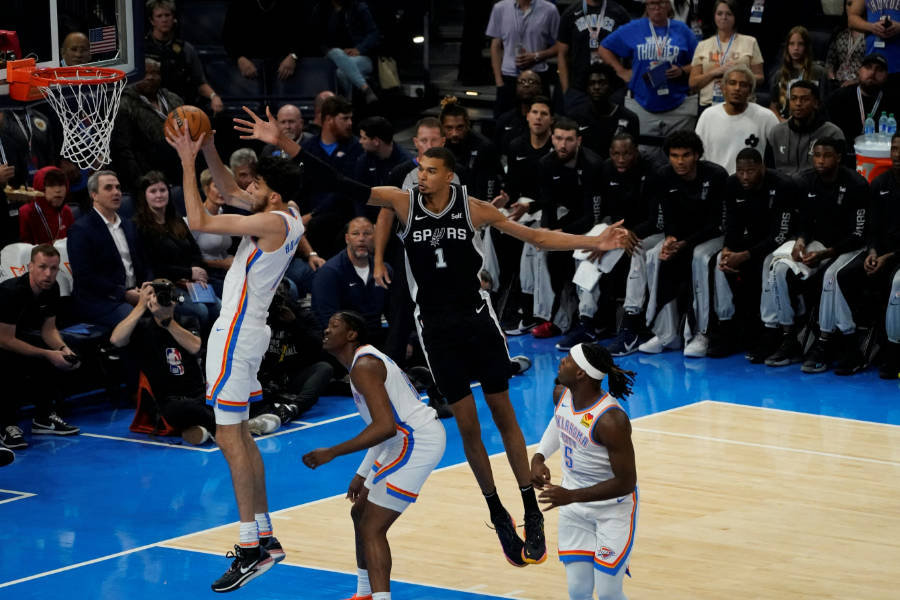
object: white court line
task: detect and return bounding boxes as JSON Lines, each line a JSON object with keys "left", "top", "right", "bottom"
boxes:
{"left": 0, "top": 489, "right": 36, "bottom": 506}
{"left": 704, "top": 399, "right": 900, "bottom": 429}
{"left": 633, "top": 426, "right": 900, "bottom": 467}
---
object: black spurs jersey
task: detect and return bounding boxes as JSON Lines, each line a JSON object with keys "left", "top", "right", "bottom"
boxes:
{"left": 398, "top": 184, "right": 483, "bottom": 314}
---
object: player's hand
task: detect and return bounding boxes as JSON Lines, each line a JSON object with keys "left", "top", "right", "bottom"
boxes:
{"left": 344, "top": 48, "right": 361, "bottom": 57}
{"left": 801, "top": 250, "right": 823, "bottom": 267}
{"left": 165, "top": 122, "right": 207, "bottom": 165}
{"left": 237, "top": 56, "right": 258, "bottom": 79}
{"left": 374, "top": 260, "right": 391, "bottom": 288}
{"left": 538, "top": 484, "right": 575, "bottom": 511}
{"left": 593, "top": 220, "right": 634, "bottom": 252}
{"left": 491, "top": 189, "right": 509, "bottom": 209}
{"left": 865, "top": 252, "right": 891, "bottom": 276}
{"left": 234, "top": 106, "right": 281, "bottom": 145}
{"left": 791, "top": 240, "right": 805, "bottom": 262}
{"left": 308, "top": 255, "right": 326, "bottom": 271}
{"left": 277, "top": 54, "right": 297, "bottom": 80}
{"left": 302, "top": 447, "right": 335, "bottom": 469}
{"left": 507, "top": 201, "right": 528, "bottom": 222}
{"left": 346, "top": 474, "right": 367, "bottom": 502}
{"left": 530, "top": 459, "right": 551, "bottom": 489}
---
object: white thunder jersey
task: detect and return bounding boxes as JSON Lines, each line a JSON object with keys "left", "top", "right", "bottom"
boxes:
{"left": 555, "top": 389, "right": 626, "bottom": 506}
{"left": 220, "top": 207, "right": 304, "bottom": 326}
{"left": 349, "top": 344, "right": 437, "bottom": 432}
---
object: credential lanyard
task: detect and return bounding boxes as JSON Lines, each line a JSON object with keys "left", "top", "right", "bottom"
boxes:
{"left": 715, "top": 33, "right": 735, "bottom": 65}
{"left": 33, "top": 202, "right": 62, "bottom": 241}
{"left": 858, "top": 86, "right": 883, "bottom": 128}
{"left": 649, "top": 18, "right": 671, "bottom": 61}
{"left": 584, "top": 0, "right": 608, "bottom": 49}
{"left": 11, "top": 111, "right": 32, "bottom": 157}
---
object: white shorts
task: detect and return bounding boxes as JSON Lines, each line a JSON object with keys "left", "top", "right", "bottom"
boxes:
{"left": 364, "top": 418, "right": 445, "bottom": 513}
{"left": 205, "top": 318, "right": 271, "bottom": 426}
{"left": 557, "top": 489, "right": 638, "bottom": 575}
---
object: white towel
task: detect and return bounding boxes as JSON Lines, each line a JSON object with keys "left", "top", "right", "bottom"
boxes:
{"left": 769, "top": 240, "right": 826, "bottom": 280}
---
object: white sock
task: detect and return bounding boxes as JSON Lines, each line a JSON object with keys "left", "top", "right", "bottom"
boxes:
{"left": 255, "top": 512, "right": 273, "bottom": 538}
{"left": 239, "top": 521, "right": 258, "bottom": 549}
{"left": 372, "top": 593, "right": 391, "bottom": 600}
{"left": 356, "top": 568, "right": 371, "bottom": 596}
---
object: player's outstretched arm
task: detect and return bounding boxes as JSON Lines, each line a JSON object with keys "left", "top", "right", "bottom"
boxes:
{"left": 234, "top": 105, "right": 301, "bottom": 158}
{"left": 469, "top": 197, "right": 634, "bottom": 253}
{"left": 302, "top": 356, "right": 397, "bottom": 469}
{"left": 199, "top": 131, "right": 254, "bottom": 211}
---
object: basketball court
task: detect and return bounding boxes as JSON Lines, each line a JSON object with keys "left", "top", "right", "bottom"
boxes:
{"left": 1, "top": 3, "right": 900, "bottom": 598}
{"left": 2, "top": 335, "right": 899, "bottom": 599}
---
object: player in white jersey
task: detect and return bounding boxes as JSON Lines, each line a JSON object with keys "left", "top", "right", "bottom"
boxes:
{"left": 304, "top": 311, "right": 446, "bottom": 600}
{"left": 530, "top": 343, "right": 638, "bottom": 600}
{"left": 168, "top": 125, "right": 312, "bottom": 593}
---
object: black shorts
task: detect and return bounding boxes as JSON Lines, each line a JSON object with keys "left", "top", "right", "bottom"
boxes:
{"left": 417, "top": 299, "right": 511, "bottom": 404}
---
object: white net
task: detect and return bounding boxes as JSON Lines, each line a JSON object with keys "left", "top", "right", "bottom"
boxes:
{"left": 38, "top": 72, "right": 126, "bottom": 171}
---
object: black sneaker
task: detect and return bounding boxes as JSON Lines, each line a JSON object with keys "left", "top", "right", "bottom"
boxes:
{"left": 764, "top": 334, "right": 803, "bottom": 367}
{"left": 509, "top": 355, "right": 532, "bottom": 376}
{"left": 504, "top": 318, "right": 539, "bottom": 336}
{"left": 1, "top": 425, "right": 27, "bottom": 449}
{"left": 834, "top": 334, "right": 867, "bottom": 376}
{"left": 746, "top": 327, "right": 783, "bottom": 363}
{"left": 607, "top": 328, "right": 641, "bottom": 357}
{"left": 522, "top": 511, "right": 547, "bottom": 564}
{"left": 490, "top": 510, "right": 527, "bottom": 567}
{"left": 272, "top": 403, "right": 298, "bottom": 427}
{"left": 32, "top": 413, "right": 79, "bottom": 436}
{"left": 260, "top": 536, "right": 285, "bottom": 563}
{"left": 801, "top": 338, "right": 831, "bottom": 374}
{"left": 0, "top": 446, "right": 13, "bottom": 467}
{"left": 211, "top": 545, "right": 274, "bottom": 593}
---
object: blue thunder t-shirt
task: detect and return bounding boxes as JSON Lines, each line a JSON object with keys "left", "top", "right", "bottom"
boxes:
{"left": 863, "top": 1, "right": 900, "bottom": 73}
{"left": 601, "top": 17, "right": 697, "bottom": 113}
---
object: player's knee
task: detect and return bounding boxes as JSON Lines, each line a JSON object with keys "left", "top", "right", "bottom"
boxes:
{"left": 593, "top": 572, "right": 625, "bottom": 600}
{"left": 566, "top": 570, "right": 594, "bottom": 600}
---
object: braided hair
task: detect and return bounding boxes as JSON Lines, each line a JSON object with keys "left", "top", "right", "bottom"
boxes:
{"left": 335, "top": 310, "right": 369, "bottom": 346}
{"left": 580, "top": 343, "right": 636, "bottom": 400}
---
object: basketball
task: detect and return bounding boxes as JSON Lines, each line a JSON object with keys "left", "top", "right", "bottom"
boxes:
{"left": 164, "top": 105, "right": 211, "bottom": 141}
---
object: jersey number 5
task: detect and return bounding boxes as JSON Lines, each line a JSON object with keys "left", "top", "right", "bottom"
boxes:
{"left": 434, "top": 248, "right": 448, "bottom": 269}
{"left": 564, "top": 445, "right": 573, "bottom": 469}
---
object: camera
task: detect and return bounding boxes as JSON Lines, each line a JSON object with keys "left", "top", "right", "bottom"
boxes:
{"left": 150, "top": 279, "right": 180, "bottom": 307}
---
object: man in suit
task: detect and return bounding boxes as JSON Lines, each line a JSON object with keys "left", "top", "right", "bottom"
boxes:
{"left": 67, "top": 171, "right": 153, "bottom": 328}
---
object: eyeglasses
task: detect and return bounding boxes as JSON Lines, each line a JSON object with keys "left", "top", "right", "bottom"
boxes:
{"left": 517, "top": 79, "right": 540, "bottom": 86}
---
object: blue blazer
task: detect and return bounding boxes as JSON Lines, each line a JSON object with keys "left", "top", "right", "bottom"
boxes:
{"left": 67, "top": 208, "right": 152, "bottom": 316}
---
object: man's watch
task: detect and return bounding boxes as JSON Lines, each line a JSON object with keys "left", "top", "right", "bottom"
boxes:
{"left": 289, "top": 52, "right": 299, "bottom": 61}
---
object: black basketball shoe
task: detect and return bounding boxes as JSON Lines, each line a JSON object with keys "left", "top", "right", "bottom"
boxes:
{"left": 490, "top": 510, "right": 527, "bottom": 567}
{"left": 260, "top": 536, "right": 285, "bottom": 563}
{"left": 522, "top": 511, "right": 547, "bottom": 564}
{"left": 210, "top": 545, "right": 274, "bottom": 593}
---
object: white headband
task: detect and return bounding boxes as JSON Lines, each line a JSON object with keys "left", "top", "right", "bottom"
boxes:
{"left": 570, "top": 344, "right": 606, "bottom": 381}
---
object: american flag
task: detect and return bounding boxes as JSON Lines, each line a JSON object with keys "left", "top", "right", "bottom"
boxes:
{"left": 89, "top": 26, "right": 117, "bottom": 54}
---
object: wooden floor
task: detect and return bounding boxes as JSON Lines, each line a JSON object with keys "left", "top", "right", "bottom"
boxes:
{"left": 166, "top": 401, "right": 900, "bottom": 599}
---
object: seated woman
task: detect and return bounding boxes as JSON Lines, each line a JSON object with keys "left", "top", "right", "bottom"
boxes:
{"left": 192, "top": 168, "right": 235, "bottom": 298}
{"left": 689, "top": 0, "right": 765, "bottom": 112}
{"left": 769, "top": 26, "right": 826, "bottom": 121}
{"left": 134, "top": 171, "right": 220, "bottom": 331}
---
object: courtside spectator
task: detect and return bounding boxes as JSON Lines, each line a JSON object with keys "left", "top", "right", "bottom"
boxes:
{"left": 229, "top": 148, "right": 258, "bottom": 191}
{"left": 848, "top": 0, "right": 900, "bottom": 73}
{"left": 769, "top": 26, "right": 826, "bottom": 121}
{"left": 0, "top": 245, "right": 80, "bottom": 451}
{"left": 440, "top": 98, "right": 504, "bottom": 201}
{"left": 193, "top": 168, "right": 235, "bottom": 297}
{"left": 18, "top": 166, "right": 74, "bottom": 244}
{"left": 766, "top": 80, "right": 843, "bottom": 176}
{"left": 570, "top": 63, "right": 640, "bottom": 159}
{"left": 310, "top": 0, "right": 380, "bottom": 103}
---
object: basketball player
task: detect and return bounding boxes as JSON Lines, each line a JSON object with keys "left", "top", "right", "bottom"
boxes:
{"left": 303, "top": 311, "right": 446, "bottom": 600}
{"left": 234, "top": 106, "right": 630, "bottom": 567}
{"left": 531, "top": 343, "right": 638, "bottom": 600}
{"left": 167, "top": 126, "right": 303, "bottom": 592}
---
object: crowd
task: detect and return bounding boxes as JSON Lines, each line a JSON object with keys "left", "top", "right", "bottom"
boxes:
{"left": 1, "top": 0, "right": 899, "bottom": 468}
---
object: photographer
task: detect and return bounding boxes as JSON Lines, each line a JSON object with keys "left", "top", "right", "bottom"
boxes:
{"left": 110, "top": 279, "right": 215, "bottom": 445}
{"left": 0, "top": 245, "right": 80, "bottom": 450}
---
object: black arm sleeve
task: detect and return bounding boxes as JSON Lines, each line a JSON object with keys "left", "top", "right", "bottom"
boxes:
{"left": 293, "top": 148, "right": 372, "bottom": 206}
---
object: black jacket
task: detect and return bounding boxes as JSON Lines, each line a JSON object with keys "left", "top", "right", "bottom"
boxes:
{"left": 724, "top": 170, "right": 798, "bottom": 258}
{"left": 538, "top": 146, "right": 603, "bottom": 234}
{"left": 795, "top": 166, "right": 868, "bottom": 254}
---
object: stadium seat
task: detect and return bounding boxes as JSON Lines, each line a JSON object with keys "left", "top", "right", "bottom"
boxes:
{"left": 270, "top": 58, "right": 336, "bottom": 104}
{"left": 0, "top": 242, "right": 34, "bottom": 282}
{"left": 179, "top": 1, "right": 228, "bottom": 55}
{"left": 205, "top": 58, "right": 267, "bottom": 103}
{"left": 53, "top": 239, "right": 74, "bottom": 297}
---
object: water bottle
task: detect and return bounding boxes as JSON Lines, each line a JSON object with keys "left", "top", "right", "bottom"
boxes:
{"left": 864, "top": 113, "right": 876, "bottom": 139}
{"left": 888, "top": 113, "right": 897, "bottom": 137}
{"left": 878, "top": 111, "right": 889, "bottom": 139}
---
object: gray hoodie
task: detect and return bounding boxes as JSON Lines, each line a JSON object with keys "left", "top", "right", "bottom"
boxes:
{"left": 765, "top": 112, "right": 844, "bottom": 176}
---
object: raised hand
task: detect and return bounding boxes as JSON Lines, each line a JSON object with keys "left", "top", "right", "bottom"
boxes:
{"left": 165, "top": 122, "right": 206, "bottom": 165}
{"left": 233, "top": 105, "right": 281, "bottom": 145}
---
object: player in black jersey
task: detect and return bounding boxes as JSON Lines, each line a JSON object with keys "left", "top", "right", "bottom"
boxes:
{"left": 235, "top": 106, "right": 631, "bottom": 569}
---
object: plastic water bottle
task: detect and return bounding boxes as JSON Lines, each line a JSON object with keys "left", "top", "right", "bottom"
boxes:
{"left": 864, "top": 113, "right": 876, "bottom": 139}
{"left": 888, "top": 113, "right": 897, "bottom": 137}
{"left": 878, "top": 111, "right": 889, "bottom": 139}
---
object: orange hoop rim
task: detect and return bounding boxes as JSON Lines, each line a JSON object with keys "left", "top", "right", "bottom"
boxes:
{"left": 30, "top": 66, "right": 127, "bottom": 87}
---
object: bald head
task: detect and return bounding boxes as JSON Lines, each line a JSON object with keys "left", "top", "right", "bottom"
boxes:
{"left": 61, "top": 32, "right": 91, "bottom": 66}
{"left": 313, "top": 90, "right": 336, "bottom": 125}
{"left": 276, "top": 104, "right": 304, "bottom": 141}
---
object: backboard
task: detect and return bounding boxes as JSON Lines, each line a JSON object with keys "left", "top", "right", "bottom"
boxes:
{"left": 0, "top": 0, "right": 143, "bottom": 104}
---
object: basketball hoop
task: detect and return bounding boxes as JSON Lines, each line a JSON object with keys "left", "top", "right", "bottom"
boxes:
{"left": 7, "top": 58, "right": 126, "bottom": 170}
